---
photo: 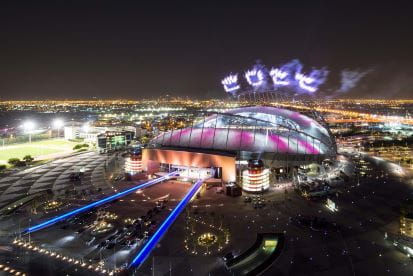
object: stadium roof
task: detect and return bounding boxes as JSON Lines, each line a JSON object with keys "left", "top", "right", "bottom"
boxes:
{"left": 151, "top": 106, "right": 335, "bottom": 156}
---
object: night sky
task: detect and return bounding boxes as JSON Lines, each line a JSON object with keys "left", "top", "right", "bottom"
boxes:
{"left": 1, "top": 1, "right": 412, "bottom": 100}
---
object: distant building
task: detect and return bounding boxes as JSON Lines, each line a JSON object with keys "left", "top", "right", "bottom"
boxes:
{"left": 97, "top": 131, "right": 134, "bottom": 153}
{"left": 64, "top": 125, "right": 135, "bottom": 152}
{"left": 64, "top": 125, "right": 82, "bottom": 140}
{"left": 64, "top": 125, "right": 105, "bottom": 141}
{"left": 64, "top": 125, "right": 136, "bottom": 141}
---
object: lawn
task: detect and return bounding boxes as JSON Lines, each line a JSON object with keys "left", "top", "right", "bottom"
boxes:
{"left": 33, "top": 139, "right": 78, "bottom": 147}
{"left": 0, "top": 139, "right": 78, "bottom": 164}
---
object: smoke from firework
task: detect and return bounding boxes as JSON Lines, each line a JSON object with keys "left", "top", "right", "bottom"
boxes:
{"left": 338, "top": 69, "right": 371, "bottom": 93}
{"left": 275, "top": 59, "right": 328, "bottom": 93}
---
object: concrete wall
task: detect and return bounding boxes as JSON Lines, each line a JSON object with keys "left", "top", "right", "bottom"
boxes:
{"left": 142, "top": 148, "right": 236, "bottom": 183}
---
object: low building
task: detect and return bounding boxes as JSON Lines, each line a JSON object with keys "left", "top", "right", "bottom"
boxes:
{"left": 64, "top": 125, "right": 135, "bottom": 152}
{"left": 64, "top": 125, "right": 82, "bottom": 140}
{"left": 97, "top": 131, "right": 134, "bottom": 153}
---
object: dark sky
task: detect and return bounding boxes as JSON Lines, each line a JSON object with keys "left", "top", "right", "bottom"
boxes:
{"left": 1, "top": 0, "right": 412, "bottom": 100}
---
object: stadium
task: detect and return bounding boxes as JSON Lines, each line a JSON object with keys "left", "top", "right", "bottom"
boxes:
{"left": 142, "top": 105, "right": 336, "bottom": 192}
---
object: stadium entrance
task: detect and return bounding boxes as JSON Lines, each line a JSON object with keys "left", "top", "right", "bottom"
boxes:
{"left": 160, "top": 164, "right": 221, "bottom": 180}
{"left": 142, "top": 148, "right": 236, "bottom": 183}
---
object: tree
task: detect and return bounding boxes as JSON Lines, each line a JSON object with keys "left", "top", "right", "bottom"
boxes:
{"left": 23, "top": 155, "right": 34, "bottom": 163}
{"left": 8, "top": 158, "right": 20, "bottom": 166}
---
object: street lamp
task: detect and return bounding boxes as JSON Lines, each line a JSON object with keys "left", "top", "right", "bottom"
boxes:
{"left": 82, "top": 123, "right": 90, "bottom": 133}
{"left": 53, "top": 119, "right": 64, "bottom": 138}
{"left": 23, "top": 121, "right": 35, "bottom": 143}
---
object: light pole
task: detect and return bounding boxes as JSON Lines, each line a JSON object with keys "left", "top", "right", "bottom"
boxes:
{"left": 53, "top": 119, "right": 64, "bottom": 138}
{"left": 23, "top": 121, "right": 35, "bottom": 143}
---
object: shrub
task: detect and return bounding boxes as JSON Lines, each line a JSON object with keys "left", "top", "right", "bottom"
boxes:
{"left": 73, "top": 143, "right": 89, "bottom": 150}
{"left": 8, "top": 158, "right": 20, "bottom": 166}
{"left": 73, "top": 144, "right": 82, "bottom": 150}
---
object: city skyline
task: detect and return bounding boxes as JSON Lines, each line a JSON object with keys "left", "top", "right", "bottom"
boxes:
{"left": 1, "top": 1, "right": 413, "bottom": 100}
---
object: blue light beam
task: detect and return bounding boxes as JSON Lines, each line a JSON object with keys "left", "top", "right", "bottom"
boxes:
{"left": 129, "top": 179, "right": 204, "bottom": 268}
{"left": 24, "top": 172, "right": 179, "bottom": 234}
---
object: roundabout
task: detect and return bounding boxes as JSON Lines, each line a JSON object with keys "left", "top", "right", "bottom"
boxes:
{"left": 184, "top": 211, "right": 230, "bottom": 256}
{"left": 197, "top": 232, "right": 217, "bottom": 247}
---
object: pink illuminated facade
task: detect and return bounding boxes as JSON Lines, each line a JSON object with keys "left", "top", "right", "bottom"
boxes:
{"left": 142, "top": 148, "right": 236, "bottom": 183}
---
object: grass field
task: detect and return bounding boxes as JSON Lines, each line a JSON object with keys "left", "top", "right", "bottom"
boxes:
{"left": 0, "top": 139, "right": 78, "bottom": 164}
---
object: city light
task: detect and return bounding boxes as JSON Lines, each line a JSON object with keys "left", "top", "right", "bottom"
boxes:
{"left": 82, "top": 123, "right": 90, "bottom": 133}
{"left": 12, "top": 239, "right": 118, "bottom": 275}
{"left": 22, "top": 120, "right": 36, "bottom": 143}
{"left": 52, "top": 118, "right": 64, "bottom": 137}
{"left": 23, "top": 121, "right": 35, "bottom": 133}
{"left": 52, "top": 118, "right": 64, "bottom": 129}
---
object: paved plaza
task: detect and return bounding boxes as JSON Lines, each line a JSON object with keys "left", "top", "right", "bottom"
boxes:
{"left": 0, "top": 152, "right": 119, "bottom": 207}
{"left": 0, "top": 153, "right": 412, "bottom": 275}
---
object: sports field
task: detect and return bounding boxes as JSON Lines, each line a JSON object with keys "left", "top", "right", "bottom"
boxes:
{"left": 0, "top": 139, "right": 78, "bottom": 164}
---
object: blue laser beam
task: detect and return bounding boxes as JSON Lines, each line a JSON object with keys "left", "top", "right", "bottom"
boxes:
{"left": 129, "top": 179, "right": 204, "bottom": 268}
{"left": 24, "top": 172, "right": 178, "bottom": 234}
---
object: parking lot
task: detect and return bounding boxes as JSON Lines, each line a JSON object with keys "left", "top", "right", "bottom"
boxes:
{"left": 1, "top": 180, "right": 191, "bottom": 275}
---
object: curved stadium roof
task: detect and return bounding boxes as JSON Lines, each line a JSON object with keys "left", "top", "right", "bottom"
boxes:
{"left": 151, "top": 106, "right": 335, "bottom": 156}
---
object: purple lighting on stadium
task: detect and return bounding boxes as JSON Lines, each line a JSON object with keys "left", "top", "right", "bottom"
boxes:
{"left": 270, "top": 68, "right": 289, "bottom": 86}
{"left": 245, "top": 68, "right": 264, "bottom": 87}
{"left": 221, "top": 74, "right": 240, "bottom": 93}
